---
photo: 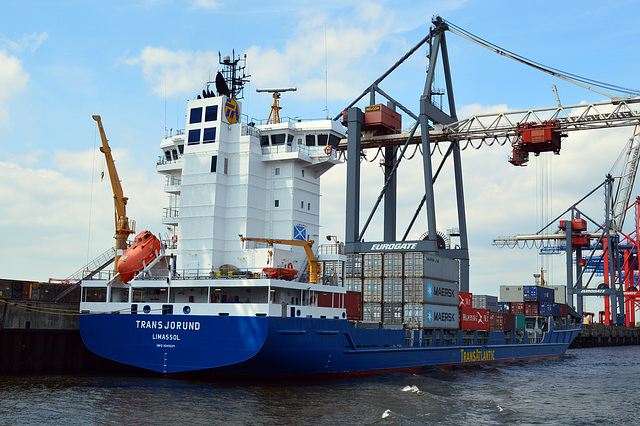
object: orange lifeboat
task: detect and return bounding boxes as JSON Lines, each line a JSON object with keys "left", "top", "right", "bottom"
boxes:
{"left": 118, "top": 231, "right": 163, "bottom": 283}
{"left": 262, "top": 267, "right": 298, "bottom": 280}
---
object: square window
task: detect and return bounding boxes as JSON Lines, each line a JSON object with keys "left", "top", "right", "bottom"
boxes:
{"left": 205, "top": 105, "right": 218, "bottom": 122}
{"left": 275, "top": 200, "right": 280, "bottom": 207}
{"left": 203, "top": 127, "right": 216, "bottom": 143}
{"left": 189, "top": 107, "right": 202, "bottom": 124}
{"left": 306, "top": 134, "right": 315, "bottom": 146}
{"left": 317, "top": 134, "right": 328, "bottom": 146}
{"left": 188, "top": 129, "right": 201, "bottom": 145}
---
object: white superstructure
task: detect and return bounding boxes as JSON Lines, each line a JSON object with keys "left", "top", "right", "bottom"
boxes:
{"left": 157, "top": 94, "right": 344, "bottom": 277}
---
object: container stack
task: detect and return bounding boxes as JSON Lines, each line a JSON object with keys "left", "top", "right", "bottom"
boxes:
{"left": 499, "top": 284, "right": 569, "bottom": 325}
{"left": 343, "top": 252, "right": 460, "bottom": 328}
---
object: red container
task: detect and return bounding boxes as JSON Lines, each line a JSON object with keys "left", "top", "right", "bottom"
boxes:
{"left": 364, "top": 104, "right": 402, "bottom": 132}
{"left": 345, "top": 291, "right": 361, "bottom": 320}
{"left": 460, "top": 307, "right": 490, "bottom": 330}
{"left": 511, "top": 302, "right": 525, "bottom": 315}
{"left": 524, "top": 301, "right": 539, "bottom": 316}
{"left": 490, "top": 312, "right": 504, "bottom": 331}
{"left": 559, "top": 303, "right": 568, "bottom": 317}
{"left": 459, "top": 291, "right": 472, "bottom": 307}
{"left": 503, "top": 313, "right": 516, "bottom": 331}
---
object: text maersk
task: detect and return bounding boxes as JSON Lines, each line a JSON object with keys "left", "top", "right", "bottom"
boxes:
{"left": 136, "top": 320, "right": 201, "bottom": 331}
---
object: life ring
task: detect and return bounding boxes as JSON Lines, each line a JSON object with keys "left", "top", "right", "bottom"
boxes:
{"left": 324, "top": 146, "right": 332, "bottom": 155}
{"left": 288, "top": 262, "right": 293, "bottom": 269}
{"left": 171, "top": 235, "right": 178, "bottom": 243}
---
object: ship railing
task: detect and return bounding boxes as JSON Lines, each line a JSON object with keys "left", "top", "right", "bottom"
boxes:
{"left": 318, "top": 243, "right": 345, "bottom": 255}
{"left": 261, "top": 144, "right": 334, "bottom": 158}
{"left": 157, "top": 156, "right": 183, "bottom": 166}
{"left": 242, "top": 123, "right": 261, "bottom": 138}
{"left": 163, "top": 207, "right": 179, "bottom": 218}
{"left": 165, "top": 176, "right": 181, "bottom": 186}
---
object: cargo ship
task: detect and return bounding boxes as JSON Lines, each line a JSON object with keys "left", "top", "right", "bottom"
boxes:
{"left": 79, "top": 54, "right": 581, "bottom": 377}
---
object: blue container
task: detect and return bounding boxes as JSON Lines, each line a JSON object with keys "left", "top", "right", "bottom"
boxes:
{"left": 539, "top": 301, "right": 554, "bottom": 316}
{"left": 551, "top": 303, "right": 562, "bottom": 317}
{"left": 523, "top": 286, "right": 555, "bottom": 302}
{"left": 497, "top": 302, "right": 511, "bottom": 313}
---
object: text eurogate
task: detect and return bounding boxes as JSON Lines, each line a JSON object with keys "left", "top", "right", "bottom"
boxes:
{"left": 460, "top": 349, "right": 495, "bottom": 363}
{"left": 136, "top": 320, "right": 201, "bottom": 331}
{"left": 369, "top": 243, "right": 418, "bottom": 251}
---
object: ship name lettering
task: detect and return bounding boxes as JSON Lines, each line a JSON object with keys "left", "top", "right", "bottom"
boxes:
{"left": 460, "top": 349, "right": 495, "bottom": 363}
{"left": 136, "top": 320, "right": 201, "bottom": 331}
{"left": 152, "top": 333, "right": 181, "bottom": 341}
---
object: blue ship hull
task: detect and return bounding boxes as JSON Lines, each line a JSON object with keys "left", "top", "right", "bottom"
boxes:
{"left": 79, "top": 314, "right": 581, "bottom": 377}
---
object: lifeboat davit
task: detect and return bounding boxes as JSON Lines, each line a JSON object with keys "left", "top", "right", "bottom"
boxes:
{"left": 262, "top": 267, "right": 298, "bottom": 280}
{"left": 118, "top": 231, "right": 163, "bottom": 283}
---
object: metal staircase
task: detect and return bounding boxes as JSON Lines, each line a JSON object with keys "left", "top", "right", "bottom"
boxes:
{"left": 52, "top": 247, "right": 116, "bottom": 302}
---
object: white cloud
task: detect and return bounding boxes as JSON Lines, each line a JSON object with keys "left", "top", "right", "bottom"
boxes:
{"left": 0, "top": 148, "right": 165, "bottom": 282}
{"left": 123, "top": 47, "right": 218, "bottom": 98}
{"left": 0, "top": 50, "right": 29, "bottom": 123}
{"left": 0, "top": 32, "right": 48, "bottom": 53}
{"left": 190, "top": 0, "right": 221, "bottom": 10}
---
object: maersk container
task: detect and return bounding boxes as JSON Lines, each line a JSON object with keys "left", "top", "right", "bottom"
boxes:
{"left": 423, "top": 303, "right": 459, "bottom": 330}
{"left": 459, "top": 291, "right": 472, "bottom": 307}
{"left": 404, "top": 252, "right": 424, "bottom": 278}
{"left": 514, "top": 314, "right": 526, "bottom": 330}
{"left": 499, "top": 285, "right": 524, "bottom": 303}
{"left": 423, "top": 279, "right": 459, "bottom": 306}
{"left": 472, "top": 295, "right": 498, "bottom": 312}
{"left": 459, "top": 307, "right": 490, "bottom": 330}
{"left": 548, "top": 285, "right": 566, "bottom": 304}
{"left": 523, "top": 285, "right": 555, "bottom": 302}
{"left": 423, "top": 254, "right": 459, "bottom": 282}
{"left": 497, "top": 301, "right": 511, "bottom": 313}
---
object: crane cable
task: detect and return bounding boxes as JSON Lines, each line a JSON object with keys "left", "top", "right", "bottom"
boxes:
{"left": 442, "top": 19, "right": 640, "bottom": 99}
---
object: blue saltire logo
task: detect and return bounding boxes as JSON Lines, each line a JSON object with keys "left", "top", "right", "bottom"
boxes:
{"left": 294, "top": 225, "right": 306, "bottom": 241}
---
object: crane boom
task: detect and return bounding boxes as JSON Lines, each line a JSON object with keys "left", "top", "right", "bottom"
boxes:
{"left": 92, "top": 115, "right": 135, "bottom": 273}
{"left": 611, "top": 129, "right": 640, "bottom": 231}
{"left": 239, "top": 236, "right": 320, "bottom": 284}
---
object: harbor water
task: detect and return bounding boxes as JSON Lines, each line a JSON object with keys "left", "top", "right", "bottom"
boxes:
{"left": 0, "top": 346, "right": 636, "bottom": 425}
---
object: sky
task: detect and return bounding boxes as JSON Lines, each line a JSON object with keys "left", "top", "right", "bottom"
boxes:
{"left": 2, "top": 0, "right": 640, "bottom": 315}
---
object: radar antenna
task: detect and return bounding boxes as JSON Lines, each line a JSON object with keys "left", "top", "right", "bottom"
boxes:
{"left": 217, "top": 51, "right": 250, "bottom": 100}
{"left": 256, "top": 87, "right": 297, "bottom": 124}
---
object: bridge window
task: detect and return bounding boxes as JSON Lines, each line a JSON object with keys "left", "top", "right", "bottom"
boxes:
{"left": 260, "top": 135, "right": 269, "bottom": 146}
{"left": 329, "top": 134, "right": 340, "bottom": 147}
{"left": 205, "top": 105, "right": 218, "bottom": 122}
{"left": 272, "top": 133, "right": 285, "bottom": 145}
{"left": 317, "top": 134, "right": 328, "bottom": 146}
{"left": 203, "top": 127, "right": 217, "bottom": 143}
{"left": 287, "top": 134, "right": 294, "bottom": 146}
{"left": 189, "top": 107, "right": 202, "bottom": 124}
{"left": 188, "top": 129, "right": 201, "bottom": 145}
{"left": 172, "top": 149, "right": 178, "bottom": 160}
{"left": 306, "top": 134, "right": 315, "bottom": 146}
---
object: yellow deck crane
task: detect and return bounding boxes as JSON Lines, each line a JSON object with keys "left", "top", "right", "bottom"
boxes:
{"left": 239, "top": 236, "right": 320, "bottom": 284}
{"left": 92, "top": 115, "right": 135, "bottom": 275}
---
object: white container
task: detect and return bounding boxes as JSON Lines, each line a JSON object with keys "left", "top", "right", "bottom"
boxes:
{"left": 499, "top": 285, "right": 524, "bottom": 303}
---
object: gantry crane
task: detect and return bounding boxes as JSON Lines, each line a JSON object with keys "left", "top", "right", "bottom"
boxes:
{"left": 92, "top": 115, "right": 135, "bottom": 274}
{"left": 239, "top": 236, "right": 320, "bottom": 284}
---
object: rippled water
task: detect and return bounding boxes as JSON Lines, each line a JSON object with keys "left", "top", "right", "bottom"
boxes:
{"left": 0, "top": 346, "right": 637, "bottom": 425}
